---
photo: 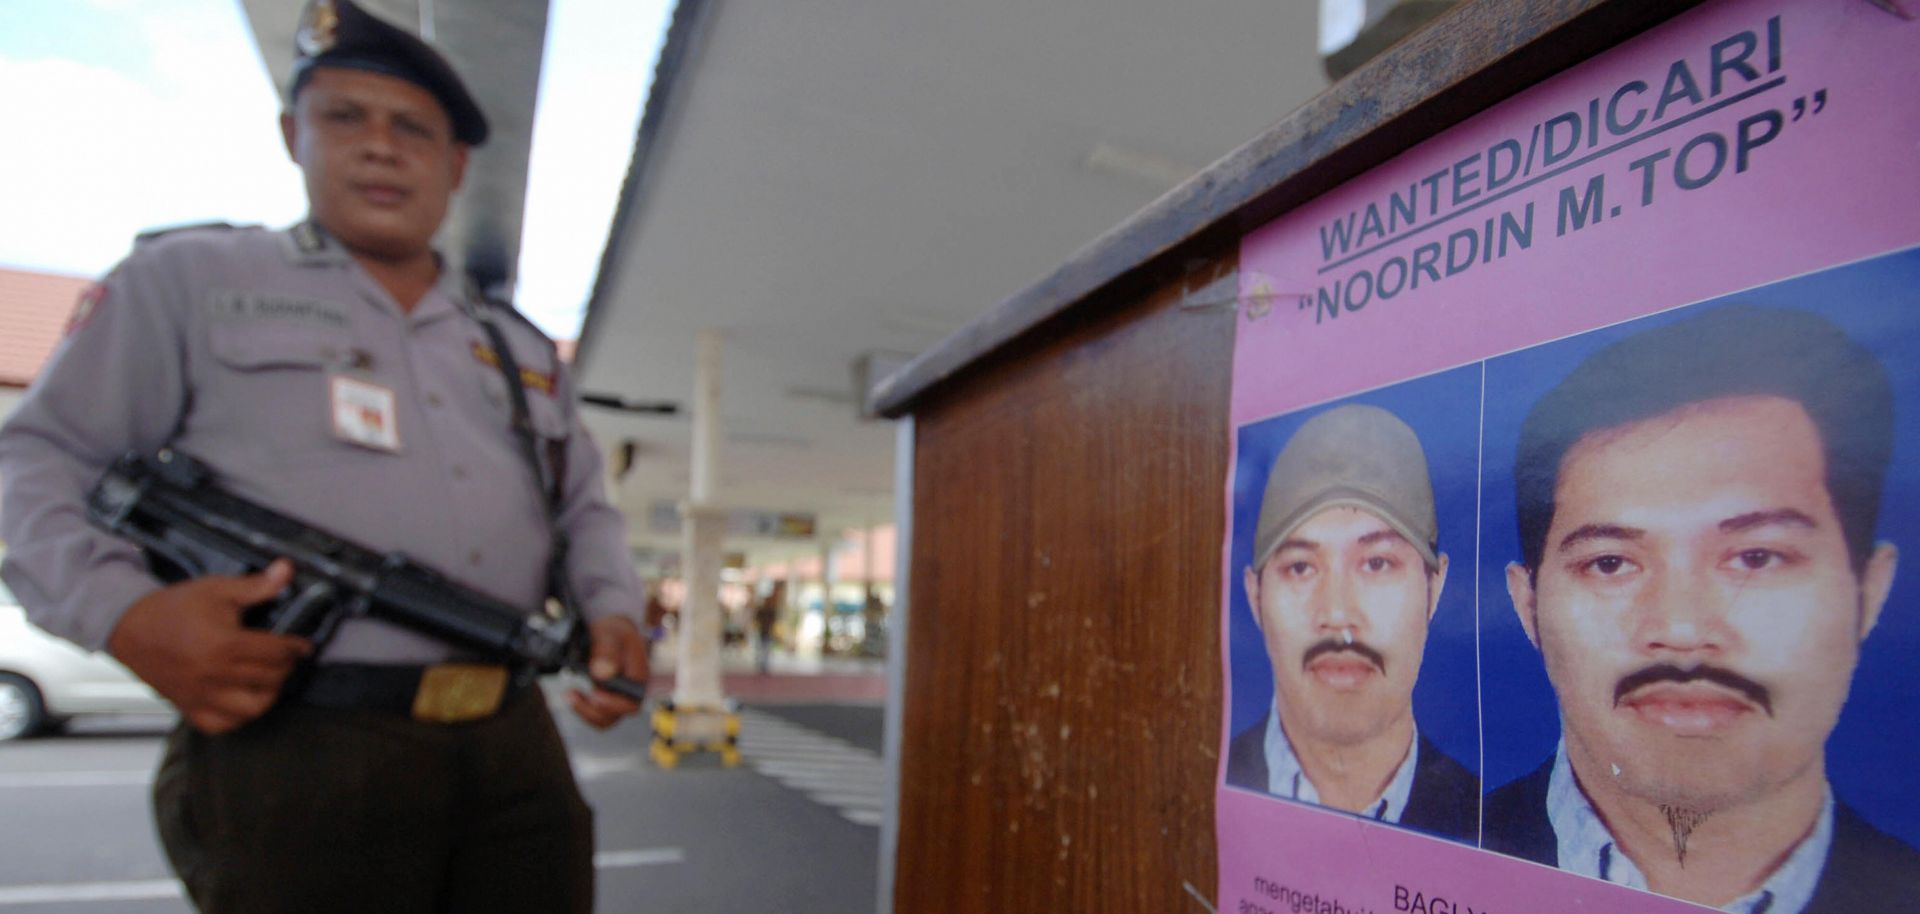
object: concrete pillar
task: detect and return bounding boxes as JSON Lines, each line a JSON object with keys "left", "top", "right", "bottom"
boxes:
{"left": 675, "top": 331, "right": 727, "bottom": 707}
{"left": 689, "top": 331, "right": 722, "bottom": 504}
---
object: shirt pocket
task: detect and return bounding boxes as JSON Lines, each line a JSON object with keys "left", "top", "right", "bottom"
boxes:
{"left": 208, "top": 321, "right": 350, "bottom": 371}
{"left": 479, "top": 363, "right": 572, "bottom": 497}
{"left": 478, "top": 351, "right": 569, "bottom": 437}
{"left": 521, "top": 382, "right": 573, "bottom": 492}
{"left": 526, "top": 393, "right": 570, "bottom": 440}
{"left": 199, "top": 321, "right": 359, "bottom": 461}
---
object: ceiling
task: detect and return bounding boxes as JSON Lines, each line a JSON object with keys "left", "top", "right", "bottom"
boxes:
{"left": 242, "top": 0, "right": 1335, "bottom": 568}
{"left": 578, "top": 0, "right": 1329, "bottom": 565}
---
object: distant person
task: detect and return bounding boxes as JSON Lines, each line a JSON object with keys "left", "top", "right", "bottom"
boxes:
{"left": 1486, "top": 305, "right": 1920, "bottom": 913}
{"left": 860, "top": 592, "right": 888, "bottom": 657}
{"left": 0, "top": 2, "right": 647, "bottom": 910}
{"left": 754, "top": 583, "right": 783, "bottom": 674}
{"left": 1227, "top": 404, "right": 1477, "bottom": 842}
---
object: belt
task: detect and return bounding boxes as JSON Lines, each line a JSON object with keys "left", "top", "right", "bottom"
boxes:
{"left": 291, "top": 662, "right": 529, "bottom": 724}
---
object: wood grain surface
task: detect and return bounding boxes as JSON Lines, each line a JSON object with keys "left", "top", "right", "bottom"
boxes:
{"left": 894, "top": 254, "right": 1236, "bottom": 912}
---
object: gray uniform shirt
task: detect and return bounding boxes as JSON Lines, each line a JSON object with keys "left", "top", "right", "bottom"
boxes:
{"left": 0, "top": 223, "right": 643, "bottom": 663}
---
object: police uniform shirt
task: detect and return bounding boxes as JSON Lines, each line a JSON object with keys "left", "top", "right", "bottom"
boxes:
{"left": 0, "top": 223, "right": 644, "bottom": 662}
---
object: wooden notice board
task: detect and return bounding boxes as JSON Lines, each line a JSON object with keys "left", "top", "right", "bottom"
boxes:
{"left": 873, "top": 1, "right": 1920, "bottom": 911}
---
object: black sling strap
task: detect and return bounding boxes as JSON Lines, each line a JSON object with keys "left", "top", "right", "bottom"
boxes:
{"left": 466, "top": 298, "right": 582, "bottom": 621}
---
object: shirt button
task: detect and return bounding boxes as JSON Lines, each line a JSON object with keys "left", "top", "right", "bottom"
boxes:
{"left": 451, "top": 465, "right": 467, "bottom": 480}
{"left": 468, "top": 550, "right": 483, "bottom": 566}
{"left": 425, "top": 393, "right": 444, "bottom": 408}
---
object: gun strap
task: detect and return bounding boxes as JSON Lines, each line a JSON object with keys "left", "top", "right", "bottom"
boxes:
{"left": 467, "top": 300, "right": 580, "bottom": 616}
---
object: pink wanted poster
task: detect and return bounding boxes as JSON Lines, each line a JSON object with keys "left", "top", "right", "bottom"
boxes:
{"left": 1221, "top": 2, "right": 1920, "bottom": 912}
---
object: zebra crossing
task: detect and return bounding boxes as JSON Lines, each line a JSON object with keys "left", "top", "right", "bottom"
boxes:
{"left": 735, "top": 708, "right": 887, "bottom": 828}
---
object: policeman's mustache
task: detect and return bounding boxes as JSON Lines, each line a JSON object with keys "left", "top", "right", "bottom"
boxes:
{"left": 1612, "top": 663, "right": 1774, "bottom": 717}
{"left": 1300, "top": 636, "right": 1387, "bottom": 675}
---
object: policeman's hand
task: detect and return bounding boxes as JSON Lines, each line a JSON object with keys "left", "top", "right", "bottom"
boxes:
{"left": 568, "top": 615, "right": 649, "bottom": 730}
{"left": 107, "top": 559, "right": 311, "bottom": 735}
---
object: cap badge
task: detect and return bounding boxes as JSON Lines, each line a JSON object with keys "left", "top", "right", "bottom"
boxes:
{"left": 297, "top": 0, "right": 340, "bottom": 56}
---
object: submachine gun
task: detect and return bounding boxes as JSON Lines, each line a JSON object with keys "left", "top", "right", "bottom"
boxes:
{"left": 86, "top": 449, "right": 646, "bottom": 702}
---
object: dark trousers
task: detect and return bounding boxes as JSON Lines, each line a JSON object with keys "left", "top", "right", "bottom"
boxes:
{"left": 153, "top": 689, "right": 593, "bottom": 914}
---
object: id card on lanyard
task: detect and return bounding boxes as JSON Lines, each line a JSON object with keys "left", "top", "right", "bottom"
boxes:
{"left": 330, "top": 374, "right": 402, "bottom": 452}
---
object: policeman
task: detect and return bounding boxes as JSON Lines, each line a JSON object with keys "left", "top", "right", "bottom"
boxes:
{"left": 0, "top": 1, "right": 646, "bottom": 910}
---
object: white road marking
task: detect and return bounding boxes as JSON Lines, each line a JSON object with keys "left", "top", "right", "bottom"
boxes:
{"left": 592, "top": 847, "right": 686, "bottom": 868}
{"left": 0, "top": 849, "right": 685, "bottom": 906}
{"left": 0, "top": 771, "right": 151, "bottom": 788}
{"left": 805, "top": 793, "right": 884, "bottom": 812}
{"left": 746, "top": 744, "right": 869, "bottom": 756}
{"left": 753, "top": 759, "right": 883, "bottom": 776}
{"left": 0, "top": 879, "right": 181, "bottom": 905}
{"left": 736, "top": 709, "right": 887, "bottom": 829}
{"left": 756, "top": 771, "right": 885, "bottom": 793}
{"left": 737, "top": 743, "right": 881, "bottom": 761}
{"left": 572, "top": 753, "right": 643, "bottom": 780}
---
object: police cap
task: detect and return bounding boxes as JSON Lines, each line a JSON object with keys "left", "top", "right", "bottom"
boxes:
{"left": 290, "top": 0, "right": 490, "bottom": 147}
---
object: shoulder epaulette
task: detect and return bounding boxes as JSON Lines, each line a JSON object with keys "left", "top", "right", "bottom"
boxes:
{"left": 134, "top": 221, "right": 255, "bottom": 244}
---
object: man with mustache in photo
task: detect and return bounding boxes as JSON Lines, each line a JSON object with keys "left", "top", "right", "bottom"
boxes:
{"left": 1227, "top": 404, "right": 1478, "bottom": 842}
{"left": 1486, "top": 305, "right": 1920, "bottom": 913}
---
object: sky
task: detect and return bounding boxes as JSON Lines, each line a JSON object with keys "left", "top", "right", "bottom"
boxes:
{"left": 0, "top": 0, "right": 671, "bottom": 340}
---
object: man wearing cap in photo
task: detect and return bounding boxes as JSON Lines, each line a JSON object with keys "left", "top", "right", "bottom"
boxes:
{"left": 1486, "top": 305, "right": 1920, "bottom": 913}
{"left": 1227, "top": 404, "right": 1478, "bottom": 842}
{"left": 0, "top": 1, "right": 645, "bottom": 910}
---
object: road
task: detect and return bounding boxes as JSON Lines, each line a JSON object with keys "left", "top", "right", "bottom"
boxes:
{"left": 0, "top": 694, "right": 886, "bottom": 914}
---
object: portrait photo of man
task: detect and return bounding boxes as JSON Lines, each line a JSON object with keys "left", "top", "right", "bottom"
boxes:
{"left": 1225, "top": 401, "right": 1479, "bottom": 843}
{"left": 1483, "top": 303, "right": 1920, "bottom": 913}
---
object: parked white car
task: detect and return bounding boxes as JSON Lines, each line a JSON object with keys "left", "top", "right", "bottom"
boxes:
{"left": 0, "top": 581, "right": 171, "bottom": 740}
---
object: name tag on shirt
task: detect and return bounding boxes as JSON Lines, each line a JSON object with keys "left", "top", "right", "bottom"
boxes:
{"left": 330, "top": 375, "right": 401, "bottom": 452}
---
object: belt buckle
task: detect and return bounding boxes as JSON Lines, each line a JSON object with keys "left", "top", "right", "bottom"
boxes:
{"left": 412, "top": 663, "right": 509, "bottom": 723}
